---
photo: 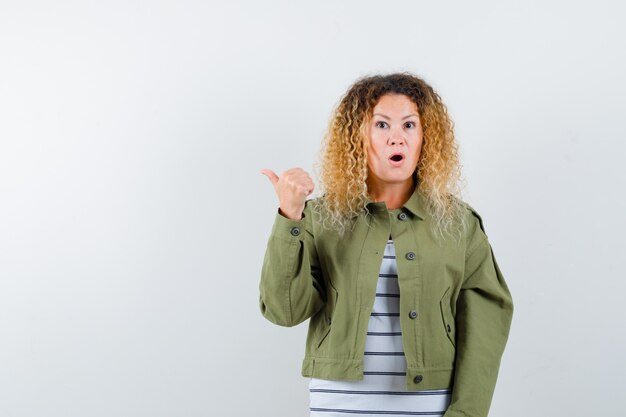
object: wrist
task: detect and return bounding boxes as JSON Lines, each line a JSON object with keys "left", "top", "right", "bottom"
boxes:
{"left": 278, "top": 207, "right": 303, "bottom": 220}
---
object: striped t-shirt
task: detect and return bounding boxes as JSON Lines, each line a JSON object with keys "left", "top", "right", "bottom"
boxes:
{"left": 309, "top": 237, "right": 452, "bottom": 416}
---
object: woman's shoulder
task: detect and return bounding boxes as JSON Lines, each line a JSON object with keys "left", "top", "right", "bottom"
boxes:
{"left": 303, "top": 196, "right": 323, "bottom": 212}
{"left": 455, "top": 200, "right": 498, "bottom": 260}
{"left": 448, "top": 194, "right": 490, "bottom": 244}
{"left": 459, "top": 199, "right": 487, "bottom": 232}
{"left": 302, "top": 194, "right": 328, "bottom": 215}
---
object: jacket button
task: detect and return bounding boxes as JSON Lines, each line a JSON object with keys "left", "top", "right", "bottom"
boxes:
{"left": 405, "top": 252, "right": 416, "bottom": 260}
{"left": 409, "top": 310, "right": 418, "bottom": 319}
{"left": 397, "top": 212, "right": 408, "bottom": 221}
{"left": 290, "top": 227, "right": 301, "bottom": 236}
{"left": 413, "top": 374, "right": 423, "bottom": 383}
{"left": 447, "top": 324, "right": 451, "bottom": 332}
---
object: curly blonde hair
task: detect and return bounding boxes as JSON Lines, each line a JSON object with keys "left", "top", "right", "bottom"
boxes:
{"left": 310, "top": 72, "right": 468, "bottom": 243}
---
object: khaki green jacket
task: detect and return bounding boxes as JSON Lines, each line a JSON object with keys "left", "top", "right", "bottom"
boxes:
{"left": 259, "top": 186, "right": 513, "bottom": 417}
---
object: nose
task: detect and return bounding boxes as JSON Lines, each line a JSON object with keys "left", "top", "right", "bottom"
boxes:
{"left": 388, "top": 127, "right": 405, "bottom": 145}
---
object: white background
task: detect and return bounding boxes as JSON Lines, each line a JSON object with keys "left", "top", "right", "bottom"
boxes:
{"left": 1, "top": 1, "right": 625, "bottom": 416}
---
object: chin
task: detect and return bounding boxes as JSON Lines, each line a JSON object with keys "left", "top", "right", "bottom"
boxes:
{"left": 384, "top": 174, "right": 413, "bottom": 182}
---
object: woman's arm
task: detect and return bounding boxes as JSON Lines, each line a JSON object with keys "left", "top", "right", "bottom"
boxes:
{"left": 259, "top": 200, "right": 327, "bottom": 327}
{"left": 444, "top": 208, "right": 514, "bottom": 417}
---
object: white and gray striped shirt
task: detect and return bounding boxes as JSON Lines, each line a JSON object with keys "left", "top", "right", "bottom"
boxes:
{"left": 309, "top": 238, "right": 451, "bottom": 416}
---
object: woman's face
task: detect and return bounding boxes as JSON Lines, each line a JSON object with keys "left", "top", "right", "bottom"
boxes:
{"left": 365, "top": 93, "right": 423, "bottom": 188}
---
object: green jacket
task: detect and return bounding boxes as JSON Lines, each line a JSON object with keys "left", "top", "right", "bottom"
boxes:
{"left": 259, "top": 186, "right": 514, "bottom": 417}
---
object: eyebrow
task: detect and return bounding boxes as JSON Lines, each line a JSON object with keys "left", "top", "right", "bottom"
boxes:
{"left": 373, "top": 113, "right": 419, "bottom": 120}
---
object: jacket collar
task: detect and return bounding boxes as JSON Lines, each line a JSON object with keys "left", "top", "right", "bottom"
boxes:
{"left": 402, "top": 185, "right": 428, "bottom": 220}
{"left": 364, "top": 177, "right": 428, "bottom": 220}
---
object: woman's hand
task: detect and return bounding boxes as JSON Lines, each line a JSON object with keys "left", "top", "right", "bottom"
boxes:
{"left": 260, "top": 168, "right": 314, "bottom": 220}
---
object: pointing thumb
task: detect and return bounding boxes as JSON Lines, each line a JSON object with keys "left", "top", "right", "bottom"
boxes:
{"left": 260, "top": 169, "right": 279, "bottom": 186}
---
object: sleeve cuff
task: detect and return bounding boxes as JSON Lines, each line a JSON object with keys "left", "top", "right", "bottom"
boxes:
{"left": 271, "top": 207, "right": 307, "bottom": 239}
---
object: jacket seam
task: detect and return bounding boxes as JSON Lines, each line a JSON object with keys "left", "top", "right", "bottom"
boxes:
{"left": 465, "top": 234, "right": 488, "bottom": 261}
{"left": 285, "top": 237, "right": 299, "bottom": 325}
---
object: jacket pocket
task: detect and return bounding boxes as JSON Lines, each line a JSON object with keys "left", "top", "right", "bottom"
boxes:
{"left": 316, "top": 320, "right": 331, "bottom": 348}
{"left": 439, "top": 286, "right": 456, "bottom": 348}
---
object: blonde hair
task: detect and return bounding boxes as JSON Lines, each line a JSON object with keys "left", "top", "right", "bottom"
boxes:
{"left": 310, "top": 72, "right": 468, "bottom": 243}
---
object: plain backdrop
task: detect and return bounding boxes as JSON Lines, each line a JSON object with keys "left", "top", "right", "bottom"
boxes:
{"left": 1, "top": 1, "right": 625, "bottom": 416}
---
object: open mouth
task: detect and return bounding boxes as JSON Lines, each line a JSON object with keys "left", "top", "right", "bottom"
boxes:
{"left": 390, "top": 154, "right": 404, "bottom": 162}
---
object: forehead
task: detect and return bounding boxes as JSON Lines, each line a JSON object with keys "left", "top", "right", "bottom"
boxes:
{"left": 373, "top": 93, "right": 419, "bottom": 113}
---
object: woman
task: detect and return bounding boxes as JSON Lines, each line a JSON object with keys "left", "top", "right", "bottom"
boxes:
{"left": 259, "top": 72, "right": 514, "bottom": 417}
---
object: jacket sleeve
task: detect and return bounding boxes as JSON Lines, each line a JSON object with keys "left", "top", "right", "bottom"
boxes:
{"left": 444, "top": 208, "right": 514, "bottom": 417}
{"left": 258, "top": 199, "right": 327, "bottom": 327}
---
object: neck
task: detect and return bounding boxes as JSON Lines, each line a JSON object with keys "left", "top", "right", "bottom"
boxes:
{"left": 367, "top": 175, "right": 416, "bottom": 210}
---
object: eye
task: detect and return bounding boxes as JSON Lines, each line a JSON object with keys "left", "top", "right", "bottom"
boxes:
{"left": 404, "top": 121, "right": 416, "bottom": 128}
{"left": 375, "top": 121, "right": 388, "bottom": 128}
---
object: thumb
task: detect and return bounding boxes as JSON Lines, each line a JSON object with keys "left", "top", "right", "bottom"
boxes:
{"left": 260, "top": 168, "right": 279, "bottom": 187}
